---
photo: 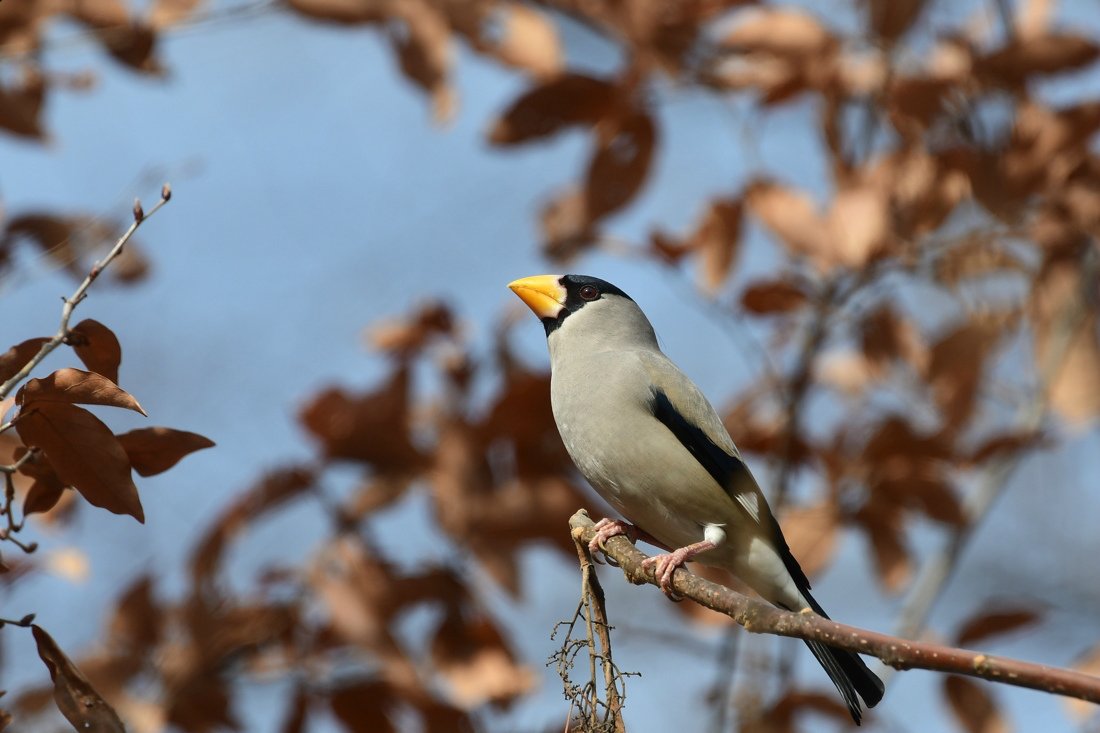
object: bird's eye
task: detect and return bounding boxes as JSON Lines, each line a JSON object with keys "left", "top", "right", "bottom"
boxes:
{"left": 579, "top": 285, "right": 599, "bottom": 300}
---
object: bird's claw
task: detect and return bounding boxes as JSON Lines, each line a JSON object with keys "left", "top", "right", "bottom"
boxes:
{"left": 587, "top": 518, "right": 637, "bottom": 565}
{"left": 642, "top": 552, "right": 686, "bottom": 601}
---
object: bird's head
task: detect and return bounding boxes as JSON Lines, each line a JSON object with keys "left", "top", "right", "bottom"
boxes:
{"left": 508, "top": 274, "right": 658, "bottom": 353}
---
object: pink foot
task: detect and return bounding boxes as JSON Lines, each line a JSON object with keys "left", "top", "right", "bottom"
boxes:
{"left": 641, "top": 539, "right": 718, "bottom": 601}
{"left": 588, "top": 518, "right": 637, "bottom": 557}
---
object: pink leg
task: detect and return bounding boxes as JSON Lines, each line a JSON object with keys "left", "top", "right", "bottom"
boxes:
{"left": 641, "top": 539, "right": 719, "bottom": 600}
{"left": 587, "top": 518, "right": 670, "bottom": 558}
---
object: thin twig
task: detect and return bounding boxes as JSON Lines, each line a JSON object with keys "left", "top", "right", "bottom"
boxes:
{"left": 570, "top": 509, "right": 1100, "bottom": 705}
{"left": 0, "top": 185, "right": 171, "bottom": 402}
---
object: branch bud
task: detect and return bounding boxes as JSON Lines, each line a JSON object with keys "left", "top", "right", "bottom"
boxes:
{"left": 133, "top": 198, "right": 144, "bottom": 222}
{"left": 161, "top": 182, "right": 172, "bottom": 201}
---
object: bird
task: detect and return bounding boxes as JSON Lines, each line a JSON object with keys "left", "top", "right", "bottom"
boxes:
{"left": 508, "top": 274, "right": 884, "bottom": 724}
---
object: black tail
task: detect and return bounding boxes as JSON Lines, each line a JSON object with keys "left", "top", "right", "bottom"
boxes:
{"left": 800, "top": 591, "right": 885, "bottom": 725}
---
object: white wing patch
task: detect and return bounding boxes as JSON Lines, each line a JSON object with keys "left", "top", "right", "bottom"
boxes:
{"left": 735, "top": 490, "right": 760, "bottom": 523}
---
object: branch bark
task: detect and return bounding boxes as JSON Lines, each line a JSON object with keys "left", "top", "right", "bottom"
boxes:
{"left": 569, "top": 509, "right": 1100, "bottom": 705}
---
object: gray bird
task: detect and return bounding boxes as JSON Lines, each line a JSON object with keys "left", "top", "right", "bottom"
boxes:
{"left": 508, "top": 274, "right": 884, "bottom": 724}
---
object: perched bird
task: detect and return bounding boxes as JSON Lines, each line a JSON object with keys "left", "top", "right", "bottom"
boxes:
{"left": 508, "top": 274, "right": 884, "bottom": 724}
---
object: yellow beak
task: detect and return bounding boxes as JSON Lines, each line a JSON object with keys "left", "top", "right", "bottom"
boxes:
{"left": 508, "top": 275, "right": 567, "bottom": 319}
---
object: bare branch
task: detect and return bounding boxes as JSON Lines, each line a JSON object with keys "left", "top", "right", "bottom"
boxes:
{"left": 0, "top": 187, "right": 171, "bottom": 402}
{"left": 570, "top": 510, "right": 1100, "bottom": 705}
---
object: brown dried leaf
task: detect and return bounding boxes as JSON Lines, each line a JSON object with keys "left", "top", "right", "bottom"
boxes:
{"left": 108, "top": 575, "right": 161, "bottom": 652}
{"left": 279, "top": 688, "right": 309, "bottom": 733}
{"left": 0, "top": 337, "right": 48, "bottom": 384}
{"left": 367, "top": 301, "right": 453, "bottom": 355}
{"left": 69, "top": 319, "right": 122, "bottom": 384}
{"left": 855, "top": 500, "right": 911, "bottom": 592}
{"left": 540, "top": 185, "right": 594, "bottom": 261}
{"left": 693, "top": 198, "right": 742, "bottom": 292}
{"left": 24, "top": 480, "right": 66, "bottom": 516}
{"left": 779, "top": 500, "right": 839, "bottom": 579}
{"left": 583, "top": 111, "right": 656, "bottom": 221}
{"left": 148, "top": 0, "right": 204, "bottom": 28}
{"left": 488, "top": 3, "right": 561, "bottom": 78}
{"left": 102, "top": 23, "right": 163, "bottom": 74}
{"left": 299, "top": 366, "right": 424, "bottom": 470}
{"left": 0, "top": 64, "right": 46, "bottom": 139}
{"left": 865, "top": 0, "right": 928, "bottom": 44}
{"left": 745, "top": 180, "right": 831, "bottom": 269}
{"left": 19, "top": 368, "right": 145, "bottom": 414}
{"left": 1, "top": 214, "right": 109, "bottom": 277}
{"left": 943, "top": 676, "right": 1006, "bottom": 733}
{"left": 285, "top": 0, "right": 385, "bottom": 23}
{"left": 1049, "top": 315, "right": 1100, "bottom": 424}
{"left": 32, "top": 625, "right": 126, "bottom": 733}
{"left": 827, "top": 182, "right": 889, "bottom": 268}
{"left": 936, "top": 236, "right": 1029, "bottom": 286}
{"left": 191, "top": 468, "right": 314, "bottom": 583}
{"left": 928, "top": 322, "right": 1000, "bottom": 429}
{"left": 431, "top": 610, "right": 535, "bottom": 707}
{"left": 719, "top": 8, "right": 834, "bottom": 58}
{"left": 815, "top": 350, "right": 876, "bottom": 395}
{"left": 956, "top": 609, "right": 1040, "bottom": 647}
{"left": 116, "top": 426, "right": 215, "bottom": 477}
{"left": 741, "top": 279, "right": 809, "bottom": 314}
{"left": 16, "top": 402, "right": 143, "bottom": 522}
{"left": 487, "top": 74, "right": 617, "bottom": 145}
{"left": 976, "top": 34, "right": 1100, "bottom": 88}
{"left": 330, "top": 682, "right": 395, "bottom": 733}
{"left": 967, "top": 431, "right": 1040, "bottom": 465}
{"left": 861, "top": 304, "right": 928, "bottom": 373}
{"left": 390, "top": 0, "right": 453, "bottom": 123}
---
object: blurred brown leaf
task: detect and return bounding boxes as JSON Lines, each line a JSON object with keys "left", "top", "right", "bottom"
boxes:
{"left": 583, "top": 110, "right": 656, "bottom": 221}
{"left": 956, "top": 609, "right": 1041, "bottom": 647}
{"left": 116, "top": 426, "right": 215, "bottom": 477}
{"left": 299, "top": 366, "right": 425, "bottom": 470}
{"left": 0, "top": 68, "right": 46, "bottom": 139}
{"left": 943, "top": 675, "right": 1006, "bottom": 733}
{"left": 745, "top": 180, "right": 831, "bottom": 270}
{"left": 975, "top": 34, "right": 1100, "bottom": 89}
{"left": 652, "top": 197, "right": 743, "bottom": 291}
{"left": 854, "top": 498, "right": 911, "bottom": 592}
{"left": 148, "top": 0, "right": 204, "bottom": 28}
{"left": 743, "top": 691, "right": 852, "bottom": 733}
{"left": 285, "top": 0, "right": 385, "bottom": 23}
{"left": 16, "top": 402, "right": 143, "bottom": 522}
{"left": 390, "top": 0, "right": 453, "bottom": 122}
{"left": 191, "top": 467, "right": 314, "bottom": 583}
{"left": 32, "top": 624, "right": 126, "bottom": 733}
{"left": 330, "top": 681, "right": 395, "bottom": 733}
{"left": 864, "top": 0, "right": 927, "bottom": 44}
{"left": 0, "top": 337, "right": 48, "bottom": 384}
{"left": 279, "top": 687, "right": 309, "bottom": 733}
{"left": 928, "top": 322, "right": 1001, "bottom": 430}
{"left": 431, "top": 609, "right": 535, "bottom": 707}
{"left": 487, "top": 3, "right": 561, "bottom": 78}
{"left": 861, "top": 303, "right": 928, "bottom": 374}
{"left": 779, "top": 500, "right": 839, "bottom": 579}
{"left": 23, "top": 478, "right": 66, "bottom": 516}
{"left": 488, "top": 74, "right": 617, "bottom": 145}
{"left": 367, "top": 300, "right": 453, "bottom": 355}
{"left": 719, "top": 8, "right": 834, "bottom": 58}
{"left": 108, "top": 575, "right": 162, "bottom": 653}
{"left": 19, "top": 368, "right": 144, "bottom": 414}
{"left": 936, "top": 235, "right": 1029, "bottom": 287}
{"left": 540, "top": 185, "right": 594, "bottom": 260}
{"left": 69, "top": 319, "right": 123, "bottom": 384}
{"left": 741, "top": 279, "right": 809, "bottom": 314}
{"left": 827, "top": 181, "right": 889, "bottom": 268}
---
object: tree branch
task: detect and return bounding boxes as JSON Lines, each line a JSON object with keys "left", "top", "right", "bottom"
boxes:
{"left": 0, "top": 185, "right": 171, "bottom": 402}
{"left": 569, "top": 509, "right": 1100, "bottom": 705}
